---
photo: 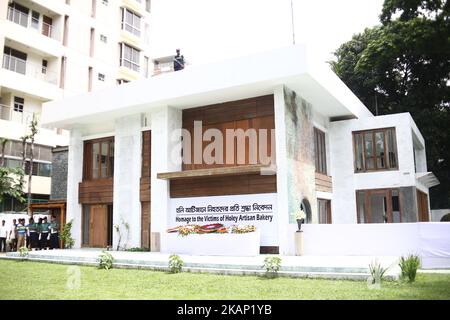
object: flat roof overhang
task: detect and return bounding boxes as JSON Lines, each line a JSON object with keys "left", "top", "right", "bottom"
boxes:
{"left": 41, "top": 45, "right": 373, "bottom": 130}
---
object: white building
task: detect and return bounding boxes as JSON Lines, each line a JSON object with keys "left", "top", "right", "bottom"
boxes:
{"left": 41, "top": 45, "right": 440, "bottom": 255}
{"left": 0, "top": 0, "right": 152, "bottom": 211}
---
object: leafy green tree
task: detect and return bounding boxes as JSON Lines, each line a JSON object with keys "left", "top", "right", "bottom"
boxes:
{"left": 331, "top": 0, "right": 450, "bottom": 208}
{"left": 0, "top": 167, "right": 25, "bottom": 205}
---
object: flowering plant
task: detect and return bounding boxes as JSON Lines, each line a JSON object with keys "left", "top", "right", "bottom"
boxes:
{"left": 231, "top": 225, "right": 256, "bottom": 234}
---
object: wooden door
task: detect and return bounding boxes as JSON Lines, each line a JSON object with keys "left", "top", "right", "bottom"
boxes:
{"left": 90, "top": 205, "right": 108, "bottom": 247}
{"left": 417, "top": 190, "right": 430, "bottom": 222}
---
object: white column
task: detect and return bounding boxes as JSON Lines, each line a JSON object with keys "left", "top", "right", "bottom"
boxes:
{"left": 113, "top": 114, "right": 142, "bottom": 249}
{"left": 66, "top": 129, "right": 83, "bottom": 248}
{"left": 273, "top": 85, "right": 291, "bottom": 255}
{"left": 150, "top": 106, "right": 182, "bottom": 251}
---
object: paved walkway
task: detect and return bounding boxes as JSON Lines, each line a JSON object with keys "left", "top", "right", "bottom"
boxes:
{"left": 1, "top": 249, "right": 404, "bottom": 280}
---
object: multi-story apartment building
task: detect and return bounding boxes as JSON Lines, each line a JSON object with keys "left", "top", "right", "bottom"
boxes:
{"left": 0, "top": 0, "right": 152, "bottom": 212}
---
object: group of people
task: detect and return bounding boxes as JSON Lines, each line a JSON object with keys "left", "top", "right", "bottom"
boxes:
{"left": 0, "top": 216, "right": 60, "bottom": 252}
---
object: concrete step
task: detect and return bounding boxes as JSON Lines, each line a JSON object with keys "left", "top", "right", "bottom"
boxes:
{"left": 2, "top": 249, "right": 401, "bottom": 281}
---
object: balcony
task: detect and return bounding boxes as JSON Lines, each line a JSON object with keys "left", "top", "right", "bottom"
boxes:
{"left": 7, "top": 6, "right": 56, "bottom": 40}
{"left": 2, "top": 54, "right": 58, "bottom": 85}
{"left": 0, "top": 104, "right": 40, "bottom": 126}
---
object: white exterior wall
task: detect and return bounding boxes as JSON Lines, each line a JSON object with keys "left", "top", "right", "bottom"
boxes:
{"left": 329, "top": 113, "right": 427, "bottom": 223}
{"left": 273, "top": 86, "right": 290, "bottom": 254}
{"left": 113, "top": 114, "right": 142, "bottom": 249}
{"left": 66, "top": 129, "right": 83, "bottom": 248}
{"left": 149, "top": 106, "right": 182, "bottom": 251}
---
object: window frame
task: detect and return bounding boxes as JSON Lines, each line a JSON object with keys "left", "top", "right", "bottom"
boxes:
{"left": 119, "top": 43, "right": 140, "bottom": 72}
{"left": 356, "top": 188, "right": 402, "bottom": 224}
{"left": 83, "top": 137, "right": 115, "bottom": 181}
{"left": 352, "top": 127, "right": 398, "bottom": 173}
{"left": 13, "top": 96, "right": 24, "bottom": 113}
{"left": 317, "top": 198, "right": 332, "bottom": 224}
{"left": 121, "top": 7, "right": 141, "bottom": 37}
{"left": 314, "top": 127, "right": 327, "bottom": 175}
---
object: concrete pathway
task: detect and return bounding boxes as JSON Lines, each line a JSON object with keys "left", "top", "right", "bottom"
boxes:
{"left": 0, "top": 248, "right": 404, "bottom": 280}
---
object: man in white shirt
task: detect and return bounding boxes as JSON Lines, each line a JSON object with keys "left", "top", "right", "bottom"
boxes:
{"left": 0, "top": 220, "right": 7, "bottom": 252}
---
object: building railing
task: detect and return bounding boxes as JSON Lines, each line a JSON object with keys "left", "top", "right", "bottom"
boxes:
{"left": 7, "top": 6, "right": 55, "bottom": 39}
{"left": 2, "top": 54, "right": 58, "bottom": 85}
{"left": 0, "top": 104, "right": 40, "bottom": 126}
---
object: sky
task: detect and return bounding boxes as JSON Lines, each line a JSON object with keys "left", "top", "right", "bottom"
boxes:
{"left": 150, "top": 0, "right": 385, "bottom": 66}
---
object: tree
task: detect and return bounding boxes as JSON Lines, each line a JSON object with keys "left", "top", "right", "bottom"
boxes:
{"left": 331, "top": 0, "right": 450, "bottom": 208}
{"left": 0, "top": 167, "right": 25, "bottom": 206}
{"left": 26, "top": 115, "right": 38, "bottom": 216}
{"left": 0, "top": 138, "right": 7, "bottom": 167}
{"left": 0, "top": 138, "right": 25, "bottom": 209}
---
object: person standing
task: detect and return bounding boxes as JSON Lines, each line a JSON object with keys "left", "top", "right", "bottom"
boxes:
{"left": 173, "top": 48, "right": 185, "bottom": 71}
{"left": 49, "top": 215, "right": 60, "bottom": 250}
{"left": 9, "top": 219, "right": 17, "bottom": 252}
{"left": 39, "top": 217, "right": 50, "bottom": 250}
{"left": 16, "top": 219, "right": 27, "bottom": 250}
{"left": 27, "top": 217, "right": 39, "bottom": 251}
{"left": 0, "top": 220, "right": 7, "bottom": 252}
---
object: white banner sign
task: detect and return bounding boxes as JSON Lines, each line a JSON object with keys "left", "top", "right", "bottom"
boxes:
{"left": 169, "top": 193, "right": 278, "bottom": 246}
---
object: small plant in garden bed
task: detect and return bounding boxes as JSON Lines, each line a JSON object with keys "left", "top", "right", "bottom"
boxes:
{"left": 399, "top": 254, "right": 421, "bottom": 282}
{"left": 98, "top": 251, "right": 114, "bottom": 270}
{"left": 168, "top": 254, "right": 184, "bottom": 273}
{"left": 368, "top": 259, "right": 389, "bottom": 284}
{"left": 262, "top": 256, "right": 282, "bottom": 278}
{"left": 18, "top": 246, "right": 29, "bottom": 260}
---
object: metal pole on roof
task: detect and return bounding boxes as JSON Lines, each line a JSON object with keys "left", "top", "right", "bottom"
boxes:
{"left": 291, "top": 0, "right": 296, "bottom": 45}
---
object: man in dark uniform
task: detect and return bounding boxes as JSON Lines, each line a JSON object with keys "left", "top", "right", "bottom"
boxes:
{"left": 39, "top": 217, "right": 50, "bottom": 250}
{"left": 174, "top": 48, "right": 185, "bottom": 71}
{"left": 49, "top": 215, "right": 60, "bottom": 250}
{"left": 26, "top": 217, "right": 39, "bottom": 250}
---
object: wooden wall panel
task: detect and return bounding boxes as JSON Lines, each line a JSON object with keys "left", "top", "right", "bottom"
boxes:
{"left": 140, "top": 131, "right": 152, "bottom": 202}
{"left": 182, "top": 95, "right": 275, "bottom": 171}
{"left": 140, "top": 130, "right": 151, "bottom": 250}
{"left": 79, "top": 178, "right": 113, "bottom": 204}
{"left": 141, "top": 201, "right": 151, "bottom": 249}
{"left": 315, "top": 173, "right": 332, "bottom": 193}
{"left": 170, "top": 174, "right": 277, "bottom": 198}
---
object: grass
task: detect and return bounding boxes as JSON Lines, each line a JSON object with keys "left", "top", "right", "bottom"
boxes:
{"left": 0, "top": 259, "right": 449, "bottom": 300}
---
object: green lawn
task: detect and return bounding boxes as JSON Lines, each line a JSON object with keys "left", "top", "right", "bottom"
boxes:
{"left": 0, "top": 259, "right": 449, "bottom": 300}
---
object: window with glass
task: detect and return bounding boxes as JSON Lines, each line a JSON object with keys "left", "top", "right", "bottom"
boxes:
{"left": 83, "top": 137, "right": 114, "bottom": 180}
{"left": 3, "top": 47, "right": 27, "bottom": 75}
{"left": 7, "top": 2, "right": 29, "bottom": 27}
{"left": 317, "top": 199, "right": 332, "bottom": 224}
{"left": 314, "top": 128, "right": 327, "bottom": 174}
{"left": 353, "top": 127, "right": 398, "bottom": 172}
{"left": 13, "top": 97, "right": 24, "bottom": 112}
{"left": 119, "top": 43, "right": 140, "bottom": 72}
{"left": 356, "top": 188, "right": 401, "bottom": 223}
{"left": 121, "top": 8, "right": 141, "bottom": 37}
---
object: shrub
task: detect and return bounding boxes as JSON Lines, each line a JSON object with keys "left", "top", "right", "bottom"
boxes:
{"left": 18, "top": 246, "right": 29, "bottom": 259}
{"left": 168, "top": 254, "right": 183, "bottom": 273}
{"left": 368, "top": 259, "right": 389, "bottom": 284}
{"left": 399, "top": 254, "right": 421, "bottom": 282}
{"left": 262, "top": 256, "right": 282, "bottom": 278}
{"left": 60, "top": 219, "right": 75, "bottom": 249}
{"left": 98, "top": 251, "right": 114, "bottom": 270}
